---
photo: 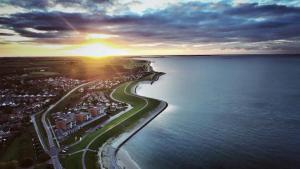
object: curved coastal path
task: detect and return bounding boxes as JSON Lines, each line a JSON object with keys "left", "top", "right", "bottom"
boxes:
{"left": 62, "top": 77, "right": 167, "bottom": 169}
{"left": 101, "top": 89, "right": 167, "bottom": 169}
{"left": 81, "top": 82, "right": 149, "bottom": 169}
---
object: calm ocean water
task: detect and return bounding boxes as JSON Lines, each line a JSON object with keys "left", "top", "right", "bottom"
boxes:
{"left": 121, "top": 56, "right": 300, "bottom": 169}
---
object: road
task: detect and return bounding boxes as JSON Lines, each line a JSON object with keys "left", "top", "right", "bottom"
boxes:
{"left": 31, "top": 113, "right": 49, "bottom": 154}
{"left": 65, "top": 104, "right": 132, "bottom": 150}
{"left": 41, "top": 81, "right": 97, "bottom": 169}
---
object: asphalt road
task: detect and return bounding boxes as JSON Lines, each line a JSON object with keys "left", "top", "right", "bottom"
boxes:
{"left": 31, "top": 114, "right": 49, "bottom": 154}
{"left": 81, "top": 82, "right": 149, "bottom": 169}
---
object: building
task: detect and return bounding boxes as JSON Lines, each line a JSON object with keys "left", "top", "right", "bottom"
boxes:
{"left": 55, "top": 119, "right": 67, "bottom": 130}
{"left": 75, "top": 112, "right": 90, "bottom": 123}
{"left": 55, "top": 112, "right": 75, "bottom": 130}
{"left": 99, "top": 106, "right": 107, "bottom": 114}
{"left": 89, "top": 108, "right": 98, "bottom": 117}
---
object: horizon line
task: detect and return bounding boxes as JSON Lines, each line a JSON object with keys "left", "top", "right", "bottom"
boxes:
{"left": 0, "top": 53, "right": 300, "bottom": 58}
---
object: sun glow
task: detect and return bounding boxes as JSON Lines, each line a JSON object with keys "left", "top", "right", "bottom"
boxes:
{"left": 69, "top": 43, "right": 127, "bottom": 57}
{"left": 85, "top": 33, "right": 118, "bottom": 40}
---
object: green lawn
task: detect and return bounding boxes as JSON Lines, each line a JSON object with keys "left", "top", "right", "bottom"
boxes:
{"left": 61, "top": 79, "right": 162, "bottom": 169}
{"left": 60, "top": 152, "right": 83, "bottom": 169}
{"left": 61, "top": 115, "right": 109, "bottom": 146}
{"left": 84, "top": 151, "right": 98, "bottom": 169}
{"left": 0, "top": 127, "right": 35, "bottom": 162}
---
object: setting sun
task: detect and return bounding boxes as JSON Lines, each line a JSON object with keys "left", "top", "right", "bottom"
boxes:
{"left": 69, "top": 43, "right": 127, "bottom": 57}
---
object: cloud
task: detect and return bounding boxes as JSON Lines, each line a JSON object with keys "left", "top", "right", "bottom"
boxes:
{"left": 226, "top": 3, "right": 300, "bottom": 16}
{"left": 1, "top": 0, "right": 51, "bottom": 9}
{"left": 0, "top": 32, "right": 14, "bottom": 36}
{"left": 0, "top": 1, "right": 300, "bottom": 53}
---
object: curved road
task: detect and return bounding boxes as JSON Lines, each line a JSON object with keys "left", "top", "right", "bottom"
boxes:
{"left": 81, "top": 81, "right": 149, "bottom": 169}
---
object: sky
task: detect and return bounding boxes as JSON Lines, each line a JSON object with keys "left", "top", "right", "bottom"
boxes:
{"left": 0, "top": 0, "right": 300, "bottom": 56}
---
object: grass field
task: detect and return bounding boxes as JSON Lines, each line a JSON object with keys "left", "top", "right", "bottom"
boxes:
{"left": 0, "top": 130, "right": 35, "bottom": 162}
{"left": 60, "top": 152, "right": 83, "bottom": 169}
{"left": 61, "top": 78, "right": 161, "bottom": 169}
{"left": 61, "top": 115, "right": 109, "bottom": 146}
{"left": 0, "top": 126, "right": 36, "bottom": 165}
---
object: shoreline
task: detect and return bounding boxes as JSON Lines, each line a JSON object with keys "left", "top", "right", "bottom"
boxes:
{"left": 99, "top": 73, "right": 168, "bottom": 169}
{"left": 115, "top": 101, "right": 168, "bottom": 169}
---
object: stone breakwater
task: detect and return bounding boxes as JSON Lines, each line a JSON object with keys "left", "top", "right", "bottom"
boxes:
{"left": 99, "top": 101, "right": 168, "bottom": 169}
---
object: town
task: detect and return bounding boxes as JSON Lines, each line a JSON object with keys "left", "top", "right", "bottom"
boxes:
{"left": 0, "top": 76, "right": 85, "bottom": 144}
{"left": 0, "top": 57, "right": 152, "bottom": 169}
{"left": 52, "top": 80, "right": 128, "bottom": 141}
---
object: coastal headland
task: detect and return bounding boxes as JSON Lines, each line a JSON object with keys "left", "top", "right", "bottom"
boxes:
{"left": 60, "top": 63, "right": 167, "bottom": 169}
{"left": 0, "top": 57, "right": 167, "bottom": 169}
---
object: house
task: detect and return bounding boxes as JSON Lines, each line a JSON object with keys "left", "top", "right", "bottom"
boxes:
{"left": 55, "top": 119, "right": 67, "bottom": 130}
{"left": 89, "top": 108, "right": 98, "bottom": 117}
{"left": 75, "top": 112, "right": 90, "bottom": 123}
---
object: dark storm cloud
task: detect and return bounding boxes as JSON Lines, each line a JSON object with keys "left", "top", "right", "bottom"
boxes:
{"left": 0, "top": 1, "right": 300, "bottom": 52}
{"left": 113, "top": 2, "right": 300, "bottom": 45}
{"left": 1, "top": 0, "right": 112, "bottom": 9}
{"left": 52, "top": 0, "right": 112, "bottom": 7}
{"left": 0, "top": 11, "right": 109, "bottom": 38}
{"left": 2, "top": 0, "right": 50, "bottom": 9}
{"left": 1, "top": 12, "right": 93, "bottom": 31}
{"left": 225, "top": 3, "right": 300, "bottom": 16}
{"left": 0, "top": 11, "right": 162, "bottom": 39}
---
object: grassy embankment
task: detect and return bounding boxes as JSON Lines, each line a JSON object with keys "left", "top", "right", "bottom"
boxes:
{"left": 61, "top": 75, "right": 162, "bottom": 169}
{"left": 60, "top": 88, "right": 123, "bottom": 146}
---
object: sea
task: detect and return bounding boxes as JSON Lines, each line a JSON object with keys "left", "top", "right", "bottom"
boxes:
{"left": 120, "top": 55, "right": 300, "bottom": 169}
